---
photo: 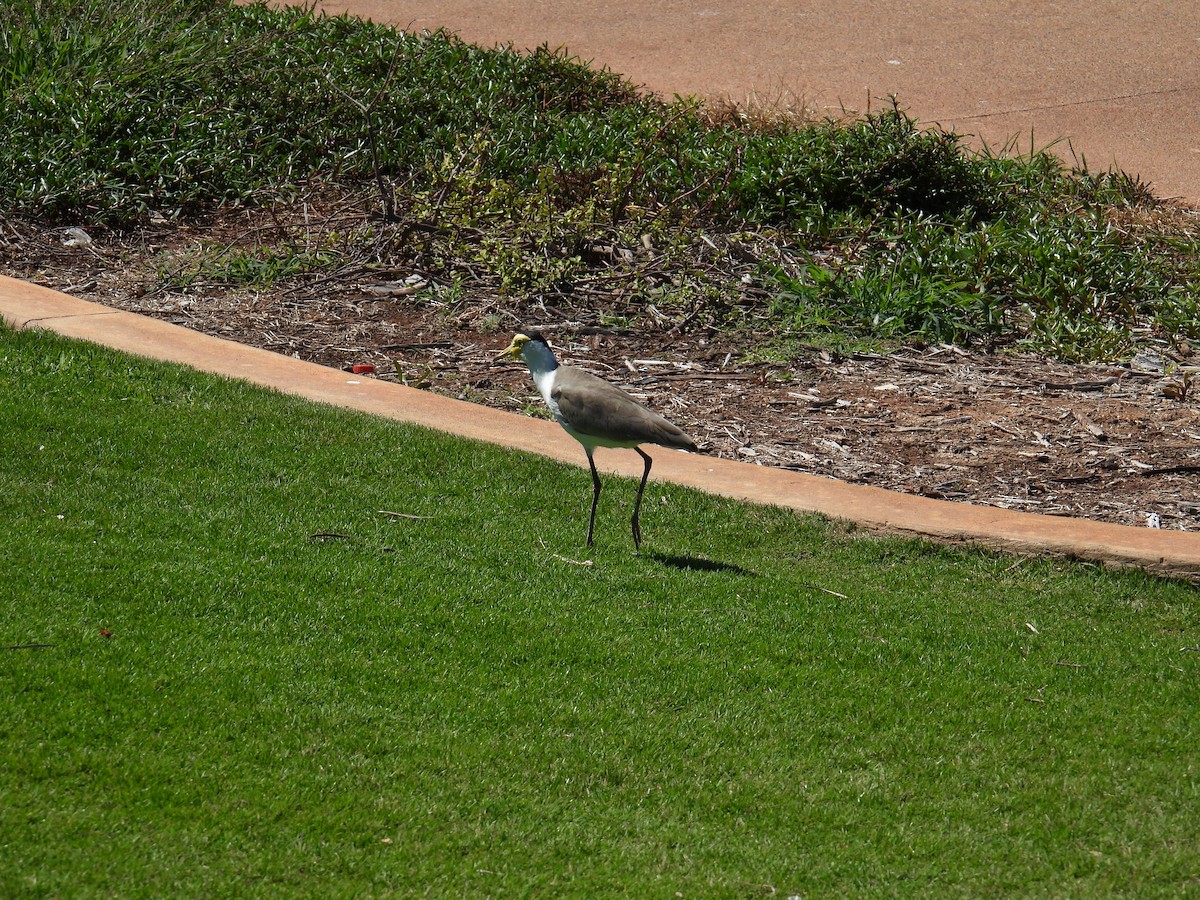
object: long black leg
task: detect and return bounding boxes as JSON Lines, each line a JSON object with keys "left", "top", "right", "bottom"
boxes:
{"left": 632, "top": 447, "right": 652, "bottom": 551}
{"left": 586, "top": 451, "right": 602, "bottom": 547}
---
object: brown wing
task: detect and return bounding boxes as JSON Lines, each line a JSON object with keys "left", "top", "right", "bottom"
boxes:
{"left": 552, "top": 366, "right": 696, "bottom": 450}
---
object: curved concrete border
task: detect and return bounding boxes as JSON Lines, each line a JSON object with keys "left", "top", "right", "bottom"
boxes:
{"left": 3, "top": 274, "right": 1199, "bottom": 581}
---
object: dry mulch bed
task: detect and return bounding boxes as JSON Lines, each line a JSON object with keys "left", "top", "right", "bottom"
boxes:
{"left": 5, "top": 209, "right": 1199, "bottom": 532}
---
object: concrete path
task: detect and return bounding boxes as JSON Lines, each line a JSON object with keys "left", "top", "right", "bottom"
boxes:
{"left": 5, "top": 275, "right": 1199, "bottom": 581}
{"left": 302, "top": 0, "right": 1200, "bottom": 205}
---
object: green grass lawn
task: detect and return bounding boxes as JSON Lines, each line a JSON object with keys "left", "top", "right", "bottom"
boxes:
{"left": 2, "top": 326, "right": 1199, "bottom": 896}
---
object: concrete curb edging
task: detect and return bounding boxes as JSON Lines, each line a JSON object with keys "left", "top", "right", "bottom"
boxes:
{"left": 3, "top": 274, "right": 1198, "bottom": 581}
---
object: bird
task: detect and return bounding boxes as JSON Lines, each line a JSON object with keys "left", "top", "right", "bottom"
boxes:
{"left": 496, "top": 331, "right": 697, "bottom": 550}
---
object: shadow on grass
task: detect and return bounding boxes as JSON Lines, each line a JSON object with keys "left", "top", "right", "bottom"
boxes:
{"left": 647, "top": 551, "right": 753, "bottom": 576}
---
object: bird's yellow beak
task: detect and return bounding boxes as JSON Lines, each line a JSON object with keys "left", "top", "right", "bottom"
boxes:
{"left": 495, "top": 336, "right": 524, "bottom": 361}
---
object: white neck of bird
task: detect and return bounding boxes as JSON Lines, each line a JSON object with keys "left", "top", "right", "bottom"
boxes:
{"left": 521, "top": 339, "right": 560, "bottom": 408}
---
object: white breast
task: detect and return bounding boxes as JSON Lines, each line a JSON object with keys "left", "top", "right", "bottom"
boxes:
{"left": 532, "top": 366, "right": 566, "bottom": 424}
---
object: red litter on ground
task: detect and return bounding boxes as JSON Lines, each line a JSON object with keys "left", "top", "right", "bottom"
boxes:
{"left": 351, "top": 364, "right": 376, "bottom": 375}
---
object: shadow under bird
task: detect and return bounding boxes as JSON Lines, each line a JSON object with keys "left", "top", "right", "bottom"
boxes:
{"left": 496, "top": 331, "right": 697, "bottom": 550}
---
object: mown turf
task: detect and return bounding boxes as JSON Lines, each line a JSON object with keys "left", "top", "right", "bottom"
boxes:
{"left": 2, "top": 326, "right": 1198, "bottom": 896}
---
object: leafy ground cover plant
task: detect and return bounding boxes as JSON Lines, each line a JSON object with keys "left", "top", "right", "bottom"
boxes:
{"left": 2, "top": 0, "right": 1199, "bottom": 360}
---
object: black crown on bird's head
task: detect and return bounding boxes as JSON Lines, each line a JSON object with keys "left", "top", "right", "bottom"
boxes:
{"left": 517, "top": 328, "right": 550, "bottom": 347}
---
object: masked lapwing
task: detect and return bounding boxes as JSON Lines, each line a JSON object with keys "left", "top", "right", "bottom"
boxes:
{"left": 496, "top": 331, "right": 697, "bottom": 550}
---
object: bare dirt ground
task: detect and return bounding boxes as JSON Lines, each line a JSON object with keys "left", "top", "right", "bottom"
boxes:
{"left": 5, "top": 204, "right": 1200, "bottom": 532}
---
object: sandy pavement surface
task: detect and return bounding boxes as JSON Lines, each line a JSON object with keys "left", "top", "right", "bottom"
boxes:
{"left": 301, "top": 0, "right": 1200, "bottom": 205}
